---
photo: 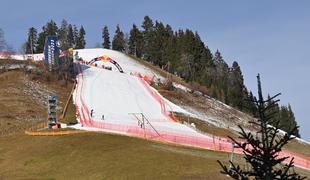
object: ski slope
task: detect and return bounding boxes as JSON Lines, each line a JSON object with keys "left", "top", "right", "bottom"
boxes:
{"left": 69, "top": 48, "right": 310, "bottom": 170}
{"left": 73, "top": 48, "right": 208, "bottom": 137}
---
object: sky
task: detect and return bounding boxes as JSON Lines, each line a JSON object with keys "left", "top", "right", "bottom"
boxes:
{"left": 1, "top": 0, "right": 309, "bottom": 141}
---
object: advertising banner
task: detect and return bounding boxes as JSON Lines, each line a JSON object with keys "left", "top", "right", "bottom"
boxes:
{"left": 44, "top": 36, "right": 60, "bottom": 71}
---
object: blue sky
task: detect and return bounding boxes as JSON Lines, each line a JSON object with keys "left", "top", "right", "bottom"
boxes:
{"left": 1, "top": 0, "right": 309, "bottom": 140}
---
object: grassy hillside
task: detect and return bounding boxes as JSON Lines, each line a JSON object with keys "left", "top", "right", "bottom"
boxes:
{"left": 0, "top": 132, "right": 244, "bottom": 180}
{"left": 1, "top": 132, "right": 309, "bottom": 180}
{"left": 0, "top": 60, "right": 309, "bottom": 179}
{"left": 0, "top": 64, "right": 73, "bottom": 136}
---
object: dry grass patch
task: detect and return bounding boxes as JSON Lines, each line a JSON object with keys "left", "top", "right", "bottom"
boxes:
{"left": 0, "top": 69, "right": 73, "bottom": 136}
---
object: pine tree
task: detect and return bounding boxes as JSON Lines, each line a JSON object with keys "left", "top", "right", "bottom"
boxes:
{"left": 163, "top": 31, "right": 178, "bottom": 73}
{"left": 35, "top": 20, "right": 58, "bottom": 53}
{"left": 67, "top": 24, "right": 75, "bottom": 48}
{"left": 266, "top": 97, "right": 300, "bottom": 137}
{"left": 45, "top": 20, "right": 58, "bottom": 36}
{"left": 141, "top": 16, "right": 154, "bottom": 61}
{"left": 129, "top": 24, "right": 143, "bottom": 57}
{"left": 213, "top": 50, "right": 229, "bottom": 102}
{"left": 278, "top": 105, "right": 300, "bottom": 137}
{"left": 112, "top": 24, "right": 125, "bottom": 51}
{"left": 287, "top": 104, "right": 300, "bottom": 137}
{"left": 218, "top": 74, "right": 305, "bottom": 180}
{"left": 246, "top": 91, "right": 259, "bottom": 117}
{"left": 25, "top": 27, "right": 38, "bottom": 54}
{"left": 58, "top": 19, "right": 69, "bottom": 50}
{"left": 151, "top": 21, "right": 166, "bottom": 66}
{"left": 176, "top": 53, "right": 194, "bottom": 81}
{"left": 102, "top": 25, "right": 110, "bottom": 49}
{"left": 35, "top": 31, "right": 46, "bottom": 53}
{"left": 73, "top": 25, "right": 79, "bottom": 48}
{"left": 228, "top": 61, "right": 246, "bottom": 110}
{"left": 123, "top": 32, "right": 130, "bottom": 53}
{"left": 75, "top": 26, "right": 86, "bottom": 49}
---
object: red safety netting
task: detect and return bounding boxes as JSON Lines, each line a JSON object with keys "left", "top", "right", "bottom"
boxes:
{"left": 136, "top": 72, "right": 177, "bottom": 121}
{"left": 74, "top": 63, "right": 310, "bottom": 170}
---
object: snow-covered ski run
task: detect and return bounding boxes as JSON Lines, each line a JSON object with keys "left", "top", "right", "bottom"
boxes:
{"left": 71, "top": 48, "right": 310, "bottom": 170}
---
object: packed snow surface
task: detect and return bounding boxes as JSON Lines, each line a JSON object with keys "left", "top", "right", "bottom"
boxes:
{"left": 72, "top": 48, "right": 208, "bottom": 138}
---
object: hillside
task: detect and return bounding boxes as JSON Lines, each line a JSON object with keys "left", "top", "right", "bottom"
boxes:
{"left": 0, "top": 60, "right": 73, "bottom": 136}
{"left": 1, "top": 132, "right": 310, "bottom": 179}
{"left": 0, "top": 51, "right": 309, "bottom": 179}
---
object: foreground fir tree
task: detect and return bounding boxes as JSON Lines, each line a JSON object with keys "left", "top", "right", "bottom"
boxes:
{"left": 218, "top": 74, "right": 305, "bottom": 180}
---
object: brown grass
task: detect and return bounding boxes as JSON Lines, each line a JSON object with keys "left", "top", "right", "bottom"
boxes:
{"left": 0, "top": 69, "right": 73, "bottom": 136}
{"left": 175, "top": 112, "right": 239, "bottom": 139}
{"left": 0, "top": 132, "right": 309, "bottom": 179}
{"left": 0, "top": 132, "right": 239, "bottom": 180}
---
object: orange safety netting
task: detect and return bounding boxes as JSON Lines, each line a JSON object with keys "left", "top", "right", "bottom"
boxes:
{"left": 75, "top": 63, "right": 310, "bottom": 170}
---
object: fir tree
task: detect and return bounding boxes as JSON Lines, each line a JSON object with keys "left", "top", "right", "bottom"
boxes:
{"left": 73, "top": 25, "right": 79, "bottom": 48}
{"left": 151, "top": 21, "right": 166, "bottom": 66}
{"left": 213, "top": 50, "right": 229, "bottom": 102}
{"left": 75, "top": 26, "right": 86, "bottom": 49}
{"left": 123, "top": 32, "right": 130, "bottom": 53}
{"left": 112, "top": 24, "right": 125, "bottom": 51}
{"left": 163, "top": 31, "right": 178, "bottom": 73}
{"left": 228, "top": 61, "right": 246, "bottom": 110}
{"left": 141, "top": 16, "right": 154, "bottom": 61}
{"left": 35, "top": 20, "right": 58, "bottom": 53}
{"left": 287, "top": 105, "right": 300, "bottom": 137}
{"left": 67, "top": 24, "right": 75, "bottom": 48}
{"left": 35, "top": 31, "right": 46, "bottom": 53}
{"left": 58, "top": 19, "right": 69, "bottom": 50}
{"left": 218, "top": 74, "right": 305, "bottom": 180}
{"left": 25, "top": 27, "right": 37, "bottom": 54}
{"left": 45, "top": 20, "right": 58, "bottom": 36}
{"left": 129, "top": 24, "right": 143, "bottom": 57}
{"left": 102, "top": 25, "right": 110, "bottom": 49}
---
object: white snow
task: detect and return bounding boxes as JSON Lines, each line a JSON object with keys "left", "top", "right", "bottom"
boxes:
{"left": 71, "top": 48, "right": 219, "bottom": 139}
{"left": 0, "top": 53, "right": 44, "bottom": 61}
{"left": 75, "top": 48, "right": 162, "bottom": 79}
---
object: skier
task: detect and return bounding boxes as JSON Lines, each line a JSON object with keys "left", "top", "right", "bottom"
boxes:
{"left": 90, "top": 109, "right": 94, "bottom": 117}
{"left": 101, "top": 115, "right": 105, "bottom": 120}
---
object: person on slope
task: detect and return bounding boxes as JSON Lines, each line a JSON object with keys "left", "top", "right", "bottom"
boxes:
{"left": 90, "top": 109, "right": 94, "bottom": 118}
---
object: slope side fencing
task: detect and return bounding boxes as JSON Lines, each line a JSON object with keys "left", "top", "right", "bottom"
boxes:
{"left": 74, "top": 63, "right": 310, "bottom": 170}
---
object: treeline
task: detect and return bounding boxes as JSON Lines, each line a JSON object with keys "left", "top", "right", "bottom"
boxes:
{"left": 101, "top": 16, "right": 300, "bottom": 137}
{"left": 24, "top": 19, "right": 86, "bottom": 54}
{"left": 267, "top": 97, "right": 300, "bottom": 137}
